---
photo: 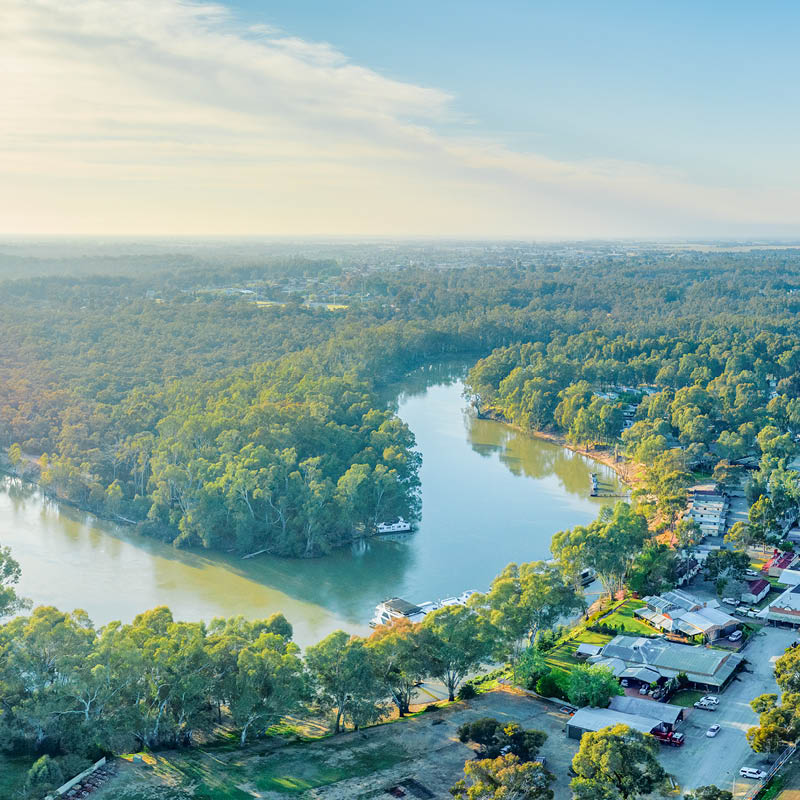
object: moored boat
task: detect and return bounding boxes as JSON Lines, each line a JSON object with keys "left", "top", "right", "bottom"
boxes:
{"left": 376, "top": 517, "right": 413, "bottom": 534}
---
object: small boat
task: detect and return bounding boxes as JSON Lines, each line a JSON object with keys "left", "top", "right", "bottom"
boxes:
{"left": 376, "top": 517, "right": 412, "bottom": 534}
{"left": 579, "top": 567, "right": 597, "bottom": 587}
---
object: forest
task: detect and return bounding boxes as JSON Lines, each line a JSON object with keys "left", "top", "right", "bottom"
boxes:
{"left": 4, "top": 248, "right": 800, "bottom": 557}
{"left": 4, "top": 245, "right": 800, "bottom": 795}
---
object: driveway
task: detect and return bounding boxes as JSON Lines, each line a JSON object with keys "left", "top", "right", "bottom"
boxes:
{"left": 659, "top": 625, "right": 797, "bottom": 797}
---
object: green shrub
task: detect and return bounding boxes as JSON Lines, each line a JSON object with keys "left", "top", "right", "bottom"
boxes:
{"left": 457, "top": 682, "right": 477, "bottom": 700}
{"left": 535, "top": 670, "right": 567, "bottom": 700}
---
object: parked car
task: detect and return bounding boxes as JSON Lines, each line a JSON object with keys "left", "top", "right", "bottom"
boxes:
{"left": 739, "top": 767, "right": 768, "bottom": 780}
{"left": 722, "top": 597, "right": 738, "bottom": 606}
{"left": 728, "top": 630, "right": 743, "bottom": 642}
{"left": 745, "top": 569, "right": 759, "bottom": 577}
{"left": 639, "top": 686, "right": 649, "bottom": 695}
{"left": 706, "top": 724, "right": 721, "bottom": 737}
{"left": 694, "top": 701, "right": 716, "bottom": 711}
{"left": 620, "top": 679, "right": 629, "bottom": 687}
{"left": 701, "top": 695, "right": 720, "bottom": 705}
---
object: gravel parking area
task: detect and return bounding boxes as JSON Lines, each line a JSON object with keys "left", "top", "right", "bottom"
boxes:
{"left": 659, "top": 625, "right": 797, "bottom": 797}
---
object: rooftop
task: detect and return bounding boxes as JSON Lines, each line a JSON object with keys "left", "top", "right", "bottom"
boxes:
{"left": 382, "top": 598, "right": 422, "bottom": 616}
{"left": 608, "top": 695, "right": 683, "bottom": 725}
{"left": 568, "top": 706, "right": 660, "bottom": 735}
{"left": 601, "top": 635, "right": 742, "bottom": 686}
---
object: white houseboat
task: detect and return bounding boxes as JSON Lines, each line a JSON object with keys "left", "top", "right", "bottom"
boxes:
{"left": 370, "top": 590, "right": 478, "bottom": 627}
{"left": 376, "top": 517, "right": 412, "bottom": 534}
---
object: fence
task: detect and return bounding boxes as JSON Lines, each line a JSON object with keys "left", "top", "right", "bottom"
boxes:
{"left": 742, "top": 744, "right": 796, "bottom": 800}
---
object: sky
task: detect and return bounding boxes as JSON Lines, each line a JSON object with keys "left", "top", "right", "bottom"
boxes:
{"left": 2, "top": 0, "right": 800, "bottom": 238}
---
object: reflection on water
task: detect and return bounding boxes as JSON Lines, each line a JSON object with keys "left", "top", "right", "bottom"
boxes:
{"left": 0, "top": 367, "right": 621, "bottom": 647}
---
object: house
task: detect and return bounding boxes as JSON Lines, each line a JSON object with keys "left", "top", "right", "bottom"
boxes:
{"left": 741, "top": 579, "right": 770, "bottom": 605}
{"left": 686, "top": 484, "right": 729, "bottom": 538}
{"left": 778, "top": 568, "right": 800, "bottom": 586}
{"left": 765, "top": 584, "right": 800, "bottom": 627}
{"left": 608, "top": 695, "right": 684, "bottom": 730}
{"left": 634, "top": 590, "right": 739, "bottom": 642}
{"left": 591, "top": 634, "right": 743, "bottom": 689}
{"left": 762, "top": 551, "right": 797, "bottom": 577}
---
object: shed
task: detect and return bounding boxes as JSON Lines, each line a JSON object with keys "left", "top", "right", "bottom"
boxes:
{"left": 608, "top": 695, "right": 684, "bottom": 730}
{"left": 575, "top": 643, "right": 603, "bottom": 660}
{"left": 741, "top": 579, "right": 770, "bottom": 605}
{"left": 566, "top": 707, "right": 659, "bottom": 740}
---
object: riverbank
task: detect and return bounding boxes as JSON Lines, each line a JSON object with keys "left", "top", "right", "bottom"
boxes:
{"left": 0, "top": 378, "right": 618, "bottom": 638}
{"left": 477, "top": 409, "right": 639, "bottom": 487}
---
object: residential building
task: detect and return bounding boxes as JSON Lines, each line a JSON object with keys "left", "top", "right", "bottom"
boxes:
{"left": 634, "top": 589, "right": 739, "bottom": 642}
{"left": 764, "top": 583, "right": 800, "bottom": 627}
{"left": 591, "top": 634, "right": 743, "bottom": 689}
{"left": 762, "top": 551, "right": 797, "bottom": 577}
{"left": 741, "top": 579, "right": 770, "bottom": 605}
{"left": 686, "top": 483, "right": 729, "bottom": 538}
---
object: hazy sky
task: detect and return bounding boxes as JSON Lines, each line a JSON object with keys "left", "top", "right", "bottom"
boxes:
{"left": 3, "top": 0, "right": 800, "bottom": 238}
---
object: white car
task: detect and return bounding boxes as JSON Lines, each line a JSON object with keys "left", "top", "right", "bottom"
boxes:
{"left": 739, "top": 767, "right": 767, "bottom": 780}
{"left": 728, "top": 630, "right": 743, "bottom": 642}
{"left": 706, "top": 724, "right": 721, "bottom": 737}
{"left": 701, "top": 695, "right": 720, "bottom": 705}
{"left": 746, "top": 569, "right": 759, "bottom": 577}
{"left": 722, "top": 597, "right": 738, "bottom": 606}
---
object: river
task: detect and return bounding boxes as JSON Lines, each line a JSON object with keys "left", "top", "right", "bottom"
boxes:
{"left": 0, "top": 365, "right": 622, "bottom": 647}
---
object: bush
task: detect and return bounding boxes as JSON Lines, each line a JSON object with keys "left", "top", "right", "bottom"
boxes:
{"left": 534, "top": 626, "right": 568, "bottom": 652}
{"left": 535, "top": 670, "right": 567, "bottom": 700}
{"left": 457, "top": 717, "right": 547, "bottom": 761}
{"left": 457, "top": 682, "right": 477, "bottom": 700}
{"left": 517, "top": 646, "right": 548, "bottom": 689}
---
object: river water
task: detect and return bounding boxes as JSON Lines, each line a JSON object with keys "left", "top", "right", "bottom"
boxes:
{"left": 0, "top": 365, "right": 621, "bottom": 647}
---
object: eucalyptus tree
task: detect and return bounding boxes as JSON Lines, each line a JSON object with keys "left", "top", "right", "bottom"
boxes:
{"left": 473, "top": 561, "right": 584, "bottom": 676}
{"left": 551, "top": 502, "right": 650, "bottom": 597}
{"left": 305, "top": 630, "right": 386, "bottom": 733}
{"left": 419, "top": 605, "right": 492, "bottom": 702}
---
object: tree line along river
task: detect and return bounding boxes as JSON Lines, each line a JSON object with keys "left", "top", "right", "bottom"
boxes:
{"left": 0, "top": 364, "right": 621, "bottom": 648}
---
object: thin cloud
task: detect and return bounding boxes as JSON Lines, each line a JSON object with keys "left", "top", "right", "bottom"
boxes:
{"left": 1, "top": 0, "right": 798, "bottom": 237}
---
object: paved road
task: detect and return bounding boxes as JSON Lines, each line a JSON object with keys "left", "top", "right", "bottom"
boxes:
{"left": 660, "top": 625, "right": 796, "bottom": 797}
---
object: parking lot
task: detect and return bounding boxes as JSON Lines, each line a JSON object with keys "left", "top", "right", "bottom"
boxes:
{"left": 660, "top": 625, "right": 797, "bottom": 797}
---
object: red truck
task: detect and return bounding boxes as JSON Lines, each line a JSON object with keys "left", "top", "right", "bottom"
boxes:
{"left": 652, "top": 730, "right": 685, "bottom": 747}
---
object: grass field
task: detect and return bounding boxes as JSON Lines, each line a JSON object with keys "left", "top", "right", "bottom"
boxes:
{"left": 599, "top": 599, "right": 653, "bottom": 635}
{"left": 544, "top": 630, "right": 612, "bottom": 677}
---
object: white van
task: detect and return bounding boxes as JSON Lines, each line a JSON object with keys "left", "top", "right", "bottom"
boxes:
{"left": 739, "top": 767, "right": 767, "bottom": 780}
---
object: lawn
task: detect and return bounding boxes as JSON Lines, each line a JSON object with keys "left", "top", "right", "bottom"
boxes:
{"left": 544, "top": 630, "right": 612, "bottom": 678}
{"left": 599, "top": 599, "right": 653, "bottom": 635}
{"left": 670, "top": 689, "right": 705, "bottom": 707}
